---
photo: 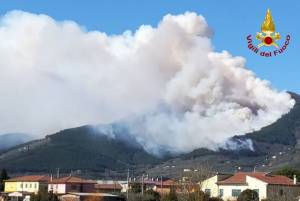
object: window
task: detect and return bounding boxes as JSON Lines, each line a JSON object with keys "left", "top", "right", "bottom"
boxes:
{"left": 29, "top": 184, "right": 32, "bottom": 188}
{"left": 232, "top": 189, "right": 241, "bottom": 197}
{"left": 204, "top": 189, "right": 211, "bottom": 197}
{"left": 71, "top": 185, "right": 77, "bottom": 190}
{"left": 279, "top": 189, "right": 284, "bottom": 196}
{"left": 34, "top": 184, "right": 37, "bottom": 189}
{"left": 25, "top": 184, "right": 28, "bottom": 188}
{"left": 219, "top": 189, "right": 224, "bottom": 197}
{"left": 20, "top": 184, "right": 23, "bottom": 188}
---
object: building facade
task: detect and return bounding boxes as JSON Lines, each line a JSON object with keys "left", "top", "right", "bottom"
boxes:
{"left": 95, "top": 181, "right": 122, "bottom": 193}
{"left": 201, "top": 172, "right": 300, "bottom": 201}
{"left": 200, "top": 173, "right": 232, "bottom": 197}
{"left": 4, "top": 175, "right": 50, "bottom": 194}
{"left": 48, "top": 176, "right": 96, "bottom": 194}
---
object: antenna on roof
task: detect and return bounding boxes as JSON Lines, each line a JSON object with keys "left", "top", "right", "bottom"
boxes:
{"left": 56, "top": 168, "right": 60, "bottom": 179}
{"left": 126, "top": 168, "right": 129, "bottom": 200}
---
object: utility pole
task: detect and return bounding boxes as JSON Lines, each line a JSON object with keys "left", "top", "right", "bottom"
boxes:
{"left": 127, "top": 168, "right": 129, "bottom": 200}
{"left": 141, "top": 174, "right": 144, "bottom": 196}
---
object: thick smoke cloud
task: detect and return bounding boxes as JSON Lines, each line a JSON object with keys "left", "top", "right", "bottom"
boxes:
{"left": 0, "top": 11, "right": 295, "bottom": 154}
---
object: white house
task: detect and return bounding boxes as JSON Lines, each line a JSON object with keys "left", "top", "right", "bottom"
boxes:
{"left": 200, "top": 173, "right": 232, "bottom": 197}
{"left": 201, "top": 172, "right": 300, "bottom": 201}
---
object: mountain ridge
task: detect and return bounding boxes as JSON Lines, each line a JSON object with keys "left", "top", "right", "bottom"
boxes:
{"left": 0, "top": 133, "right": 33, "bottom": 151}
{"left": 0, "top": 125, "right": 161, "bottom": 174}
{"left": 0, "top": 92, "right": 299, "bottom": 177}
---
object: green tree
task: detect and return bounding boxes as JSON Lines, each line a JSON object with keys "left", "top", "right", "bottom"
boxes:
{"left": 145, "top": 189, "right": 161, "bottom": 201}
{"left": 48, "top": 191, "right": 59, "bottom": 201}
{"left": 274, "top": 166, "right": 300, "bottom": 180}
{"left": 0, "top": 169, "right": 9, "bottom": 191}
{"left": 237, "top": 189, "right": 259, "bottom": 201}
{"left": 188, "top": 188, "right": 209, "bottom": 201}
{"left": 131, "top": 183, "right": 142, "bottom": 193}
{"left": 30, "top": 188, "right": 58, "bottom": 201}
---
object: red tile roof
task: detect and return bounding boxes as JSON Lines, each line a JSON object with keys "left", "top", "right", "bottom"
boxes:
{"left": 6, "top": 175, "right": 50, "bottom": 182}
{"left": 217, "top": 172, "right": 296, "bottom": 186}
{"left": 50, "top": 176, "right": 96, "bottom": 184}
{"left": 251, "top": 173, "right": 295, "bottom": 185}
{"left": 158, "top": 179, "right": 177, "bottom": 187}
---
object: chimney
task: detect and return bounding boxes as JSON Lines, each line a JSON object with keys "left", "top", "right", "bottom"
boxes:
{"left": 293, "top": 175, "right": 297, "bottom": 185}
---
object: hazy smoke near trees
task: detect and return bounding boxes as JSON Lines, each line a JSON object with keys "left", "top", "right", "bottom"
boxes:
{"left": 0, "top": 11, "right": 295, "bottom": 154}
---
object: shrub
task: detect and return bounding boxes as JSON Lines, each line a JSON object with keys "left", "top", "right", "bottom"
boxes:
{"left": 274, "top": 166, "right": 300, "bottom": 180}
{"left": 209, "top": 198, "right": 223, "bottom": 201}
{"left": 187, "top": 189, "right": 209, "bottom": 201}
{"left": 162, "top": 188, "right": 178, "bottom": 201}
{"left": 237, "top": 189, "right": 258, "bottom": 201}
{"left": 144, "top": 190, "right": 161, "bottom": 201}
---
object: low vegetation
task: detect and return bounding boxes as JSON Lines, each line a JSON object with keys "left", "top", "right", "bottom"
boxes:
{"left": 274, "top": 166, "right": 300, "bottom": 180}
{"left": 30, "top": 188, "right": 59, "bottom": 201}
{"left": 237, "top": 189, "right": 258, "bottom": 201}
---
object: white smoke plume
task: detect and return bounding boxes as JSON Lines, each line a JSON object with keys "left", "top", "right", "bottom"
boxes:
{"left": 0, "top": 11, "right": 295, "bottom": 154}
{"left": 220, "top": 139, "right": 254, "bottom": 151}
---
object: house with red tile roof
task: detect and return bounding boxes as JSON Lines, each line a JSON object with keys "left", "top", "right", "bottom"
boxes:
{"left": 200, "top": 172, "right": 300, "bottom": 201}
{"left": 4, "top": 175, "right": 50, "bottom": 194}
{"left": 48, "top": 176, "right": 96, "bottom": 194}
{"left": 94, "top": 180, "right": 125, "bottom": 193}
{"left": 95, "top": 182, "right": 122, "bottom": 193}
{"left": 152, "top": 179, "right": 177, "bottom": 194}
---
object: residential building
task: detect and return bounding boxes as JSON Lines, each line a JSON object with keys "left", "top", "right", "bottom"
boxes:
{"left": 200, "top": 173, "right": 232, "bottom": 197}
{"left": 152, "top": 179, "right": 177, "bottom": 194}
{"left": 201, "top": 172, "right": 300, "bottom": 201}
{"left": 127, "top": 178, "right": 177, "bottom": 194}
{"left": 95, "top": 180, "right": 122, "bottom": 193}
{"left": 48, "top": 176, "right": 96, "bottom": 194}
{"left": 4, "top": 175, "right": 50, "bottom": 194}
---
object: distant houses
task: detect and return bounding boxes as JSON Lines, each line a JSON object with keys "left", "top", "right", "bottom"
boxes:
{"left": 3, "top": 171, "right": 300, "bottom": 201}
{"left": 201, "top": 172, "right": 300, "bottom": 201}
{"left": 2, "top": 175, "right": 125, "bottom": 201}
{"left": 1, "top": 175, "right": 178, "bottom": 201}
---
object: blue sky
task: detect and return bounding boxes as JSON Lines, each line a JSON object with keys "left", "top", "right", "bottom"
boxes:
{"left": 0, "top": 0, "right": 299, "bottom": 93}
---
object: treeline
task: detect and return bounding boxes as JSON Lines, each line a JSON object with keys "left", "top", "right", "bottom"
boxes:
{"left": 127, "top": 188, "right": 223, "bottom": 201}
{"left": 0, "top": 169, "right": 9, "bottom": 191}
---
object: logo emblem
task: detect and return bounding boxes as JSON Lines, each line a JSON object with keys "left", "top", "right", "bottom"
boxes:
{"left": 256, "top": 9, "right": 280, "bottom": 48}
{"left": 246, "top": 9, "right": 290, "bottom": 57}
